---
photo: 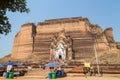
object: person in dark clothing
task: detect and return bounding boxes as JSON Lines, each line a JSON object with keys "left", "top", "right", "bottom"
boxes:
{"left": 93, "top": 67, "right": 96, "bottom": 76}
{"left": 83, "top": 67, "right": 87, "bottom": 78}
{"left": 90, "top": 66, "right": 94, "bottom": 76}
{"left": 100, "top": 68, "right": 103, "bottom": 76}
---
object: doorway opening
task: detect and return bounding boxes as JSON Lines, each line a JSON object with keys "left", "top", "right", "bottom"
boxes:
{"left": 59, "top": 55, "right": 62, "bottom": 60}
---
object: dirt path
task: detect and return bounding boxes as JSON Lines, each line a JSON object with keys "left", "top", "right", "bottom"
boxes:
{"left": 0, "top": 76, "right": 120, "bottom": 80}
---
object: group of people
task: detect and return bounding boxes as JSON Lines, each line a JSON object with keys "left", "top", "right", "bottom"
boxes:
{"left": 83, "top": 66, "right": 103, "bottom": 77}
{"left": 48, "top": 66, "right": 66, "bottom": 78}
{"left": 54, "top": 67, "right": 65, "bottom": 77}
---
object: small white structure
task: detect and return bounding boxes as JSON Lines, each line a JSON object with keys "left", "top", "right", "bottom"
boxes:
{"left": 55, "top": 43, "right": 66, "bottom": 60}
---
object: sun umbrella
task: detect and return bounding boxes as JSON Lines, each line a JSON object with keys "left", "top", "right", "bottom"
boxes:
{"left": 44, "top": 62, "right": 60, "bottom": 67}
{"left": 2, "top": 61, "right": 22, "bottom": 67}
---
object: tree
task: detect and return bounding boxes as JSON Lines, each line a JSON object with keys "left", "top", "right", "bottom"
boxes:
{"left": 0, "top": 0, "right": 29, "bottom": 35}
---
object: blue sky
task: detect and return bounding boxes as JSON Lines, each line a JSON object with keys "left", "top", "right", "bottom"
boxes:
{"left": 0, "top": 0, "right": 120, "bottom": 58}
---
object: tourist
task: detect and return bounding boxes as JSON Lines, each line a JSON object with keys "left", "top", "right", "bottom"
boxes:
{"left": 90, "top": 66, "right": 94, "bottom": 76}
{"left": 100, "top": 67, "right": 103, "bottom": 76}
{"left": 94, "top": 67, "right": 98, "bottom": 76}
{"left": 83, "top": 67, "right": 88, "bottom": 78}
{"left": 7, "top": 65, "right": 12, "bottom": 73}
{"left": 49, "top": 67, "right": 54, "bottom": 72}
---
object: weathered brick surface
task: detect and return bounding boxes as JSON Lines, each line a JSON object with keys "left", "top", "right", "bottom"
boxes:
{"left": 11, "top": 17, "right": 117, "bottom": 62}
{"left": 11, "top": 23, "right": 36, "bottom": 59}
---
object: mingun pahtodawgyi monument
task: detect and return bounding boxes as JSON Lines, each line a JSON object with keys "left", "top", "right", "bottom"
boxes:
{"left": 11, "top": 17, "right": 118, "bottom": 63}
